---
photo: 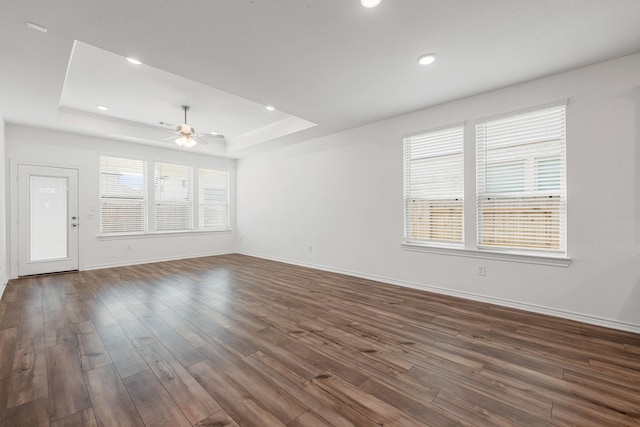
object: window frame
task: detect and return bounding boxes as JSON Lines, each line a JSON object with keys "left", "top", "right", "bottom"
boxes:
{"left": 99, "top": 155, "right": 148, "bottom": 235}
{"left": 402, "top": 102, "right": 570, "bottom": 266}
{"left": 476, "top": 104, "right": 567, "bottom": 256}
{"left": 197, "top": 168, "right": 231, "bottom": 232}
{"left": 403, "top": 124, "right": 465, "bottom": 248}
{"left": 154, "top": 161, "right": 194, "bottom": 232}
{"left": 98, "top": 154, "right": 231, "bottom": 237}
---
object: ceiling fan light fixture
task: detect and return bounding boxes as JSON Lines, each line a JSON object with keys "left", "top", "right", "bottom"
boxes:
{"left": 175, "top": 135, "right": 197, "bottom": 148}
{"left": 174, "top": 106, "right": 199, "bottom": 148}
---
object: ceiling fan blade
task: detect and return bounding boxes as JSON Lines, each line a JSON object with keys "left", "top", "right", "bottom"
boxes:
{"left": 197, "top": 134, "right": 226, "bottom": 145}
{"left": 196, "top": 133, "right": 226, "bottom": 139}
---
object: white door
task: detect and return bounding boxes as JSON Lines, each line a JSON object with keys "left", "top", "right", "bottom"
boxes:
{"left": 18, "top": 165, "right": 79, "bottom": 276}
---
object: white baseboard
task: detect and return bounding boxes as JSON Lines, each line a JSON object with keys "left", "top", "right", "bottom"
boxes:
{"left": 0, "top": 274, "right": 8, "bottom": 300}
{"left": 238, "top": 251, "right": 640, "bottom": 335}
{"left": 83, "top": 251, "right": 234, "bottom": 271}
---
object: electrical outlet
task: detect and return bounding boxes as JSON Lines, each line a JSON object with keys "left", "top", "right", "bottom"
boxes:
{"left": 477, "top": 265, "right": 486, "bottom": 276}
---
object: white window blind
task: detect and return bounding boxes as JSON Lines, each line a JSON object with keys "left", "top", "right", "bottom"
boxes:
{"left": 154, "top": 162, "right": 193, "bottom": 231}
{"left": 404, "top": 126, "right": 464, "bottom": 245}
{"left": 198, "top": 168, "right": 229, "bottom": 231}
{"left": 476, "top": 104, "right": 566, "bottom": 253}
{"left": 99, "top": 156, "right": 147, "bottom": 234}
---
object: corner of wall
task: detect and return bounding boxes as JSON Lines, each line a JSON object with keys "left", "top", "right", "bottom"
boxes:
{"left": 0, "top": 275, "right": 7, "bottom": 300}
{"left": 0, "top": 116, "right": 7, "bottom": 293}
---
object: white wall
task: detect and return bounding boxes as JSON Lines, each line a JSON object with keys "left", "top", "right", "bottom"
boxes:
{"left": 237, "top": 53, "right": 640, "bottom": 332}
{"left": 0, "top": 117, "right": 7, "bottom": 294}
{"left": 6, "top": 125, "right": 236, "bottom": 276}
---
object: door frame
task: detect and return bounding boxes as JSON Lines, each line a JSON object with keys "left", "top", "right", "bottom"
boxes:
{"left": 9, "top": 161, "right": 82, "bottom": 278}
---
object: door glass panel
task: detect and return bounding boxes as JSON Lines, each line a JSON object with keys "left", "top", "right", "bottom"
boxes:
{"left": 30, "top": 176, "right": 68, "bottom": 261}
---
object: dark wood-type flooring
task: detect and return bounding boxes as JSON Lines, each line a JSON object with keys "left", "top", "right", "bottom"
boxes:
{"left": 0, "top": 254, "right": 639, "bottom": 426}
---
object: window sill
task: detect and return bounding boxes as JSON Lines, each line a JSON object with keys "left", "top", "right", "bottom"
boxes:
{"left": 401, "top": 242, "right": 571, "bottom": 267}
{"left": 98, "top": 229, "right": 232, "bottom": 240}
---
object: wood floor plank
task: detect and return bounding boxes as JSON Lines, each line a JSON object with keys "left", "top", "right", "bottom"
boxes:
{"left": 158, "top": 336, "right": 205, "bottom": 367}
{"left": 6, "top": 337, "right": 48, "bottom": 408}
{"left": 480, "top": 364, "right": 640, "bottom": 426}
{"left": 260, "top": 326, "right": 369, "bottom": 386}
{"left": 187, "top": 359, "right": 288, "bottom": 427}
{"left": 104, "top": 303, "right": 158, "bottom": 347}
{"left": 0, "top": 328, "right": 18, "bottom": 379}
{"left": 409, "top": 363, "right": 558, "bottom": 426}
{"left": 433, "top": 390, "right": 532, "bottom": 427}
{"left": 85, "top": 364, "right": 145, "bottom": 427}
{"left": 93, "top": 322, "right": 148, "bottom": 379}
{"left": 289, "top": 410, "right": 333, "bottom": 427}
{"left": 46, "top": 340, "right": 91, "bottom": 421}
{"left": 194, "top": 409, "right": 240, "bottom": 427}
{"left": 359, "top": 377, "right": 469, "bottom": 427}
{"left": 3, "top": 396, "right": 49, "bottom": 427}
{"left": 137, "top": 342, "right": 222, "bottom": 424}
{"left": 123, "top": 369, "right": 191, "bottom": 427}
{"left": 0, "top": 374, "right": 11, "bottom": 427}
{"left": 199, "top": 339, "right": 307, "bottom": 424}
{"left": 228, "top": 325, "right": 325, "bottom": 381}
{"left": 310, "top": 372, "right": 427, "bottom": 426}
{"left": 71, "top": 321, "right": 112, "bottom": 372}
{"left": 51, "top": 408, "right": 98, "bottom": 427}
{"left": 150, "top": 306, "right": 215, "bottom": 348}
{"left": 244, "top": 350, "right": 378, "bottom": 427}
{"left": 64, "top": 296, "right": 92, "bottom": 325}
{"left": 44, "top": 309, "right": 73, "bottom": 348}
{"left": 551, "top": 401, "right": 640, "bottom": 427}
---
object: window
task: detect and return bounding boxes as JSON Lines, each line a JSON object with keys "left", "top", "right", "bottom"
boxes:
{"left": 404, "top": 126, "right": 464, "bottom": 245}
{"left": 99, "top": 156, "right": 147, "bottom": 234}
{"left": 198, "top": 168, "right": 230, "bottom": 231}
{"left": 100, "top": 156, "right": 230, "bottom": 235}
{"left": 476, "top": 105, "right": 566, "bottom": 253}
{"left": 154, "top": 162, "right": 193, "bottom": 231}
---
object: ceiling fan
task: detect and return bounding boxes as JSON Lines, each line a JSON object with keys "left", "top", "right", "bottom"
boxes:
{"left": 172, "top": 105, "right": 225, "bottom": 148}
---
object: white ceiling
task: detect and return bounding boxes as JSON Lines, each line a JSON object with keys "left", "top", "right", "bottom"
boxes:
{"left": 1, "top": 0, "right": 640, "bottom": 157}
{"left": 58, "top": 41, "right": 316, "bottom": 155}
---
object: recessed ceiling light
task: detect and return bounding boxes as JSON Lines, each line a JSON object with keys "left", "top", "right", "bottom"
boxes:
{"left": 126, "top": 57, "right": 142, "bottom": 65}
{"left": 96, "top": 105, "right": 109, "bottom": 111}
{"left": 361, "top": 0, "right": 381, "bottom": 8}
{"left": 417, "top": 53, "right": 437, "bottom": 65}
{"left": 210, "top": 131, "right": 219, "bottom": 135}
{"left": 266, "top": 105, "right": 275, "bottom": 111}
{"left": 26, "top": 21, "right": 48, "bottom": 33}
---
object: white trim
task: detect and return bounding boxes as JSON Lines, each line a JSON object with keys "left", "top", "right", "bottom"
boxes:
{"left": 237, "top": 250, "right": 639, "bottom": 335}
{"left": 11, "top": 161, "right": 82, "bottom": 277}
{"left": 402, "top": 243, "right": 571, "bottom": 267}
{"left": 473, "top": 99, "right": 569, "bottom": 124}
{"left": 401, "top": 121, "right": 466, "bottom": 141}
{"left": 0, "top": 274, "right": 7, "bottom": 300}
{"left": 83, "top": 250, "right": 233, "bottom": 271}
{"left": 97, "top": 230, "right": 232, "bottom": 240}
